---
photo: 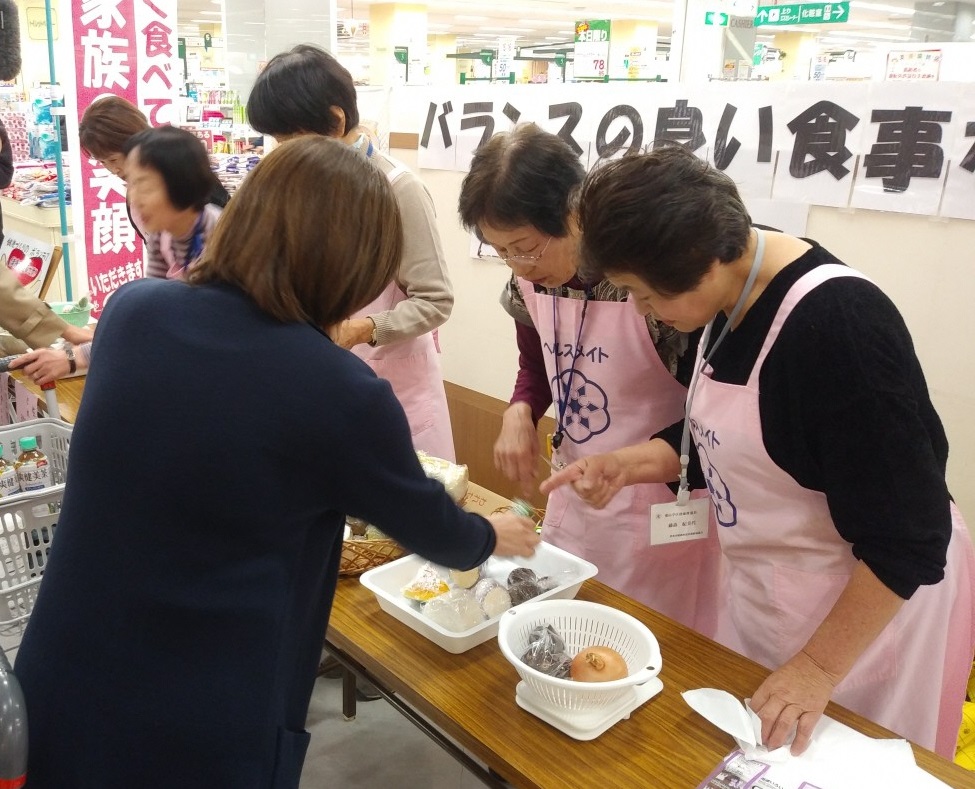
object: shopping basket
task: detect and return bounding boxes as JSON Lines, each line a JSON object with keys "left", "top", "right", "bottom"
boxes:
{"left": 0, "top": 418, "right": 72, "bottom": 637}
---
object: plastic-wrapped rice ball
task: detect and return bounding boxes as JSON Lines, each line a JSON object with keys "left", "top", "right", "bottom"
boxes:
{"left": 402, "top": 562, "right": 450, "bottom": 602}
{"left": 423, "top": 589, "right": 487, "bottom": 632}
{"left": 473, "top": 578, "right": 512, "bottom": 618}
{"left": 449, "top": 565, "right": 482, "bottom": 589}
{"left": 508, "top": 579, "right": 542, "bottom": 606}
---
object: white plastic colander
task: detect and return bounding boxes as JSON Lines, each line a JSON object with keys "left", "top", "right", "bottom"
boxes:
{"left": 497, "top": 599, "right": 663, "bottom": 713}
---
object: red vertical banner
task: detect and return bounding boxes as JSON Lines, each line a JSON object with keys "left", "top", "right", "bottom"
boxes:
{"left": 72, "top": 0, "right": 178, "bottom": 316}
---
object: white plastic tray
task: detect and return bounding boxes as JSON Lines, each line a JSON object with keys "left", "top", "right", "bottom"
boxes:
{"left": 360, "top": 543, "right": 598, "bottom": 654}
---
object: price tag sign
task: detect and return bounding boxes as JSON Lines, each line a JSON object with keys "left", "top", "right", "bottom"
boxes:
{"left": 574, "top": 19, "right": 610, "bottom": 79}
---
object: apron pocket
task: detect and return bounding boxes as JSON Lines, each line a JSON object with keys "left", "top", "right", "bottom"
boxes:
{"left": 772, "top": 566, "right": 898, "bottom": 689}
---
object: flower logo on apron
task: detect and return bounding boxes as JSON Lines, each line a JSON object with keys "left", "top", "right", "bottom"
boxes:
{"left": 697, "top": 441, "right": 738, "bottom": 527}
{"left": 552, "top": 369, "right": 611, "bottom": 445}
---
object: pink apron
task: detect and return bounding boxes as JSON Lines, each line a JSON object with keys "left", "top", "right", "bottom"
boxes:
{"left": 691, "top": 263, "right": 975, "bottom": 756}
{"left": 350, "top": 162, "right": 455, "bottom": 462}
{"left": 521, "top": 278, "right": 723, "bottom": 636}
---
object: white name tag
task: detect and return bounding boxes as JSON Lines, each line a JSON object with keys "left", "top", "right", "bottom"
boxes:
{"left": 649, "top": 497, "right": 710, "bottom": 545}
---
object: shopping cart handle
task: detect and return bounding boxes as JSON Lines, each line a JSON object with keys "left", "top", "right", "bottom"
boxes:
{"left": 39, "top": 382, "right": 61, "bottom": 422}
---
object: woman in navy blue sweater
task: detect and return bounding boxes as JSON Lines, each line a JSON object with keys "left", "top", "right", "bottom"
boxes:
{"left": 14, "top": 137, "right": 539, "bottom": 788}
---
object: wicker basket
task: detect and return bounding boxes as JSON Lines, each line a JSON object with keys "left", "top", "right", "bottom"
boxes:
{"left": 339, "top": 538, "right": 407, "bottom": 577}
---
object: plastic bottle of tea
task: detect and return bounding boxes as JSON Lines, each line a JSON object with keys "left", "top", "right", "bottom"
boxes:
{"left": 15, "top": 436, "right": 51, "bottom": 492}
{"left": 0, "top": 445, "right": 19, "bottom": 497}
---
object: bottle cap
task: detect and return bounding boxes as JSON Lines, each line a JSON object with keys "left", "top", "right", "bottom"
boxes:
{"left": 18, "top": 436, "right": 37, "bottom": 452}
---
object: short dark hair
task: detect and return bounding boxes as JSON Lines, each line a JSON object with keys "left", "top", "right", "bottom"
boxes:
{"left": 578, "top": 144, "right": 752, "bottom": 295}
{"left": 246, "top": 44, "right": 359, "bottom": 138}
{"left": 79, "top": 95, "right": 149, "bottom": 160}
{"left": 122, "top": 125, "right": 221, "bottom": 212}
{"left": 458, "top": 123, "right": 584, "bottom": 239}
{"left": 189, "top": 137, "right": 402, "bottom": 328}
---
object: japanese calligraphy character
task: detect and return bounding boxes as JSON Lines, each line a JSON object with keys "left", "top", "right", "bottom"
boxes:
{"left": 81, "top": 30, "right": 131, "bottom": 90}
{"left": 142, "top": 63, "right": 172, "bottom": 90}
{"left": 125, "top": 260, "right": 142, "bottom": 282}
{"left": 142, "top": 20, "right": 172, "bottom": 58}
{"left": 786, "top": 100, "right": 859, "bottom": 179}
{"left": 960, "top": 122, "right": 975, "bottom": 174}
{"left": 90, "top": 202, "right": 137, "bottom": 254}
{"left": 502, "top": 102, "right": 521, "bottom": 124}
{"left": 89, "top": 167, "right": 127, "bottom": 201}
{"left": 142, "top": 98, "right": 173, "bottom": 126}
{"left": 595, "top": 105, "right": 644, "bottom": 159}
{"left": 655, "top": 100, "right": 706, "bottom": 151}
{"left": 863, "top": 106, "right": 950, "bottom": 192}
{"left": 141, "top": 0, "right": 166, "bottom": 17}
{"left": 460, "top": 102, "right": 494, "bottom": 148}
{"left": 549, "top": 102, "right": 583, "bottom": 156}
{"left": 420, "top": 101, "right": 453, "bottom": 149}
{"left": 713, "top": 104, "right": 774, "bottom": 170}
{"left": 81, "top": 0, "right": 125, "bottom": 30}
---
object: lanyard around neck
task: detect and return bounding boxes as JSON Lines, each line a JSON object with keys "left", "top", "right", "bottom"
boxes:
{"left": 353, "top": 132, "right": 375, "bottom": 158}
{"left": 551, "top": 291, "right": 591, "bottom": 451}
{"left": 183, "top": 211, "right": 207, "bottom": 270}
{"left": 676, "top": 228, "right": 766, "bottom": 505}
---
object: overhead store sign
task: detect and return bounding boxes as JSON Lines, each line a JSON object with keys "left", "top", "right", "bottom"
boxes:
{"left": 573, "top": 19, "right": 610, "bottom": 79}
{"left": 704, "top": 11, "right": 730, "bottom": 26}
{"left": 755, "top": 1, "right": 849, "bottom": 25}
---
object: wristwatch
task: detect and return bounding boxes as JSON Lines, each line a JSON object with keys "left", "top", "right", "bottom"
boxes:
{"left": 368, "top": 319, "right": 378, "bottom": 347}
{"left": 63, "top": 343, "right": 76, "bottom": 374}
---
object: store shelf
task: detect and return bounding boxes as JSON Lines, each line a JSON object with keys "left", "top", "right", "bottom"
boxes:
{"left": 0, "top": 197, "right": 70, "bottom": 231}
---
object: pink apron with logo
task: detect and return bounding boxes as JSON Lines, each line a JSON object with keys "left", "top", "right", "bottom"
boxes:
{"left": 690, "top": 263, "right": 975, "bottom": 756}
{"left": 350, "top": 162, "right": 455, "bottom": 462}
{"left": 521, "top": 279, "right": 722, "bottom": 636}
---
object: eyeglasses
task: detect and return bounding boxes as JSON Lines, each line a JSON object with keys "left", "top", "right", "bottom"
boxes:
{"left": 498, "top": 236, "right": 552, "bottom": 266}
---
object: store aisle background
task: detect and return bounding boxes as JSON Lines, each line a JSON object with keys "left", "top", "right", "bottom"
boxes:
{"left": 301, "top": 674, "right": 491, "bottom": 788}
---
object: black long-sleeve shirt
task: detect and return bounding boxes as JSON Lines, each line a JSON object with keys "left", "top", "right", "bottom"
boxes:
{"left": 657, "top": 243, "right": 952, "bottom": 599}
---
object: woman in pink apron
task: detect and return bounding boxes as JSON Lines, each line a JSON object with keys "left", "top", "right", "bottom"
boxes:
{"left": 542, "top": 145, "right": 975, "bottom": 759}
{"left": 246, "top": 45, "right": 455, "bottom": 461}
{"left": 459, "top": 124, "right": 722, "bottom": 637}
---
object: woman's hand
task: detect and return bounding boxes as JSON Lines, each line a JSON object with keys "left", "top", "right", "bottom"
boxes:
{"left": 494, "top": 403, "right": 539, "bottom": 496}
{"left": 749, "top": 650, "right": 842, "bottom": 756}
{"left": 335, "top": 317, "right": 375, "bottom": 349}
{"left": 9, "top": 349, "right": 71, "bottom": 386}
{"left": 539, "top": 452, "right": 627, "bottom": 509}
{"left": 487, "top": 511, "right": 541, "bottom": 557}
{"left": 61, "top": 324, "right": 95, "bottom": 345}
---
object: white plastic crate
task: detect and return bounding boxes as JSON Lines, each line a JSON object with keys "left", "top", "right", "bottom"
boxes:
{"left": 0, "top": 418, "right": 72, "bottom": 635}
{"left": 360, "top": 542, "right": 597, "bottom": 654}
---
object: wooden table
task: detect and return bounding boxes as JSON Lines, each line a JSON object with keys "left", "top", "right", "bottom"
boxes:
{"left": 9, "top": 371, "right": 85, "bottom": 423}
{"left": 326, "top": 577, "right": 975, "bottom": 789}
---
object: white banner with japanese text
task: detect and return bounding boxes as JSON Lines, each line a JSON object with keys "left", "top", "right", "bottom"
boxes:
{"left": 415, "top": 82, "right": 975, "bottom": 221}
{"left": 73, "top": 0, "right": 179, "bottom": 316}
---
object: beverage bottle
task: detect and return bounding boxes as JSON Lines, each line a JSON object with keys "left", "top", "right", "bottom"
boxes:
{"left": 15, "top": 436, "right": 51, "bottom": 492}
{"left": 0, "top": 445, "right": 19, "bottom": 497}
{"left": 0, "top": 647, "right": 27, "bottom": 787}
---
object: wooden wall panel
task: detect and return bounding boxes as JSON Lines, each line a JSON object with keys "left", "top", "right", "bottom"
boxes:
{"left": 444, "top": 380, "right": 554, "bottom": 509}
